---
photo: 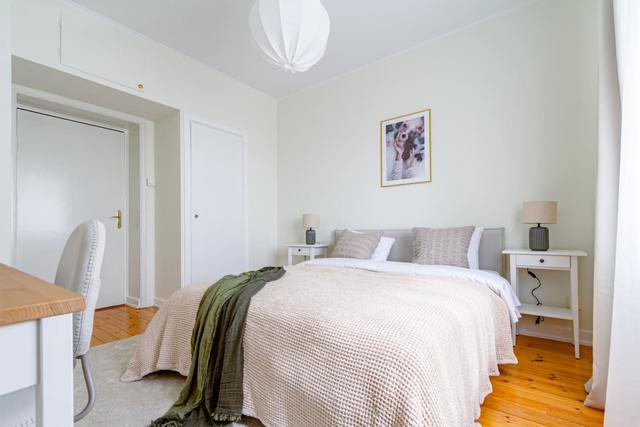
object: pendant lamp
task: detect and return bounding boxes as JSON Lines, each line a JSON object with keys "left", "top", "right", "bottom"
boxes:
{"left": 249, "top": 0, "right": 331, "bottom": 73}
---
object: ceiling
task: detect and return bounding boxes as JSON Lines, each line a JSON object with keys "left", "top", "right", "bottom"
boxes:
{"left": 71, "top": 0, "right": 532, "bottom": 98}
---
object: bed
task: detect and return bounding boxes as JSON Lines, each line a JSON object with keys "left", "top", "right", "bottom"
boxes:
{"left": 123, "top": 228, "right": 520, "bottom": 426}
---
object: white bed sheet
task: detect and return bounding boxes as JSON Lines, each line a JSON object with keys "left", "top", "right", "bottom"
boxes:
{"left": 304, "top": 258, "right": 521, "bottom": 323}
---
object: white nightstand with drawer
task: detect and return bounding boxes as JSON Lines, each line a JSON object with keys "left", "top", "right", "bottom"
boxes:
{"left": 287, "top": 243, "right": 329, "bottom": 265}
{"left": 503, "top": 249, "right": 587, "bottom": 359}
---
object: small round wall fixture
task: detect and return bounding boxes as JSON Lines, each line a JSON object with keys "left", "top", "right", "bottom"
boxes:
{"left": 249, "top": 0, "right": 330, "bottom": 73}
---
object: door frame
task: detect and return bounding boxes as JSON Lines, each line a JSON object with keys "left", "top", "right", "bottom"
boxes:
{"left": 10, "top": 84, "right": 156, "bottom": 307}
{"left": 181, "top": 114, "right": 249, "bottom": 288}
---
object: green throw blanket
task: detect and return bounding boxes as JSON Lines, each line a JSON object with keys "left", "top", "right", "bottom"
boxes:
{"left": 151, "top": 266, "right": 286, "bottom": 427}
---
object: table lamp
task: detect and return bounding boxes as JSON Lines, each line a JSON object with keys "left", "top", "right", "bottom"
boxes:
{"left": 522, "top": 201, "right": 557, "bottom": 251}
{"left": 303, "top": 213, "right": 319, "bottom": 245}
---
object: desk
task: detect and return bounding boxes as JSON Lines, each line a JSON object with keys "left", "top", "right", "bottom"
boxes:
{"left": 0, "top": 263, "right": 85, "bottom": 426}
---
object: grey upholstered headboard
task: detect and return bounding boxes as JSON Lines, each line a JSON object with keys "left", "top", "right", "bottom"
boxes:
{"left": 333, "top": 228, "right": 505, "bottom": 274}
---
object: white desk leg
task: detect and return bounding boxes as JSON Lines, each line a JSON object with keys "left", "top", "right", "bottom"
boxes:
{"left": 37, "top": 313, "right": 73, "bottom": 427}
{"left": 287, "top": 249, "right": 293, "bottom": 266}
{"left": 570, "top": 256, "right": 580, "bottom": 359}
{"left": 310, "top": 250, "right": 315, "bottom": 261}
{"left": 509, "top": 255, "right": 518, "bottom": 346}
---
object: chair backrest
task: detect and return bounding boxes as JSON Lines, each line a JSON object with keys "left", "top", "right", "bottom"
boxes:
{"left": 55, "top": 220, "right": 106, "bottom": 357}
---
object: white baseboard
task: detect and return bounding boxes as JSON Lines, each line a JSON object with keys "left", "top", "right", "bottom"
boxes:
{"left": 125, "top": 296, "right": 140, "bottom": 307}
{"left": 126, "top": 296, "right": 156, "bottom": 308}
{"left": 517, "top": 325, "right": 593, "bottom": 346}
{"left": 153, "top": 297, "right": 167, "bottom": 307}
{"left": 138, "top": 298, "right": 155, "bottom": 308}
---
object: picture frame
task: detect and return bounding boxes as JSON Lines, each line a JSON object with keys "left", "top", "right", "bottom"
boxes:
{"left": 380, "top": 109, "right": 432, "bottom": 187}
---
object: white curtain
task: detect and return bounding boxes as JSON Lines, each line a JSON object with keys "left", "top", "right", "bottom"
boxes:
{"left": 584, "top": 0, "right": 621, "bottom": 410}
{"left": 585, "top": 0, "right": 640, "bottom": 422}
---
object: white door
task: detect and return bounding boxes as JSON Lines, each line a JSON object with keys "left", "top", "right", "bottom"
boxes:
{"left": 189, "top": 121, "right": 247, "bottom": 286}
{"left": 16, "top": 108, "right": 127, "bottom": 308}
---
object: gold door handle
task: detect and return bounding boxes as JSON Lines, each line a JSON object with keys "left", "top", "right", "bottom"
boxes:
{"left": 110, "top": 209, "right": 122, "bottom": 229}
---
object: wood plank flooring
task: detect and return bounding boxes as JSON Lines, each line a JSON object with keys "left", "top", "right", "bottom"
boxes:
{"left": 479, "top": 336, "right": 603, "bottom": 426}
{"left": 91, "top": 304, "right": 157, "bottom": 347}
{"left": 92, "top": 306, "right": 604, "bottom": 426}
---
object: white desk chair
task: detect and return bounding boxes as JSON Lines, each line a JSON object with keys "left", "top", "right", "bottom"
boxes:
{"left": 55, "top": 220, "right": 106, "bottom": 422}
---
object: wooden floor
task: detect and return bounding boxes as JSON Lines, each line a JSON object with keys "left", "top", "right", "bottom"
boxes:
{"left": 479, "top": 337, "right": 603, "bottom": 426}
{"left": 93, "top": 306, "right": 604, "bottom": 426}
{"left": 91, "top": 304, "right": 158, "bottom": 347}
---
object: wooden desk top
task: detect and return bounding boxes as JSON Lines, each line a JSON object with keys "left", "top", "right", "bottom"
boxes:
{"left": 0, "top": 264, "right": 85, "bottom": 327}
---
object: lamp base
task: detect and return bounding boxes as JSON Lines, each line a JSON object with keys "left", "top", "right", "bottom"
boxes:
{"left": 306, "top": 228, "right": 316, "bottom": 245}
{"left": 529, "top": 225, "right": 549, "bottom": 251}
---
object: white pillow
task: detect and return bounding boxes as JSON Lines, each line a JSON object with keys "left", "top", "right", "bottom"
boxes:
{"left": 346, "top": 229, "right": 395, "bottom": 261}
{"left": 467, "top": 227, "right": 484, "bottom": 270}
{"left": 371, "top": 236, "right": 396, "bottom": 261}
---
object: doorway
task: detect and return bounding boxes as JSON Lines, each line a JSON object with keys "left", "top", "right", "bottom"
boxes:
{"left": 15, "top": 106, "right": 128, "bottom": 308}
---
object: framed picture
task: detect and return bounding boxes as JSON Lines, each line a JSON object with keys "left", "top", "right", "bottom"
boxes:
{"left": 380, "top": 109, "right": 431, "bottom": 187}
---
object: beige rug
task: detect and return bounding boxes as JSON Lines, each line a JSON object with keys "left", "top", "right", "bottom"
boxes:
{"left": 74, "top": 336, "right": 262, "bottom": 427}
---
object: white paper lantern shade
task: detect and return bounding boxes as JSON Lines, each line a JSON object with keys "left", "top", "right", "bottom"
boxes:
{"left": 249, "top": 0, "right": 331, "bottom": 73}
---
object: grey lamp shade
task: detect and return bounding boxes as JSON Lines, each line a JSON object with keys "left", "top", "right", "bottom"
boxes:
{"left": 302, "top": 213, "right": 320, "bottom": 228}
{"left": 522, "top": 201, "right": 557, "bottom": 224}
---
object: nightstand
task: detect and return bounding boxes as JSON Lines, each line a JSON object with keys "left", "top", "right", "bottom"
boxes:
{"left": 503, "top": 249, "right": 587, "bottom": 359}
{"left": 287, "top": 243, "right": 329, "bottom": 265}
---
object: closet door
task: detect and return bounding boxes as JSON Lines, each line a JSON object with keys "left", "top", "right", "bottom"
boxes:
{"left": 188, "top": 120, "right": 247, "bottom": 286}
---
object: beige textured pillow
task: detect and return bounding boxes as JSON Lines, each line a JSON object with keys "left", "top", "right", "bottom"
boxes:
{"left": 332, "top": 230, "right": 382, "bottom": 259}
{"left": 412, "top": 226, "right": 475, "bottom": 267}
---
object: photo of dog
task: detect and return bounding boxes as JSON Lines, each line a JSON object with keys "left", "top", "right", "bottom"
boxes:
{"left": 380, "top": 109, "right": 431, "bottom": 187}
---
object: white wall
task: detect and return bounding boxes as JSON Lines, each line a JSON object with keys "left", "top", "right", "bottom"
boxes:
{"left": 127, "top": 124, "right": 141, "bottom": 303}
{"left": 0, "top": 0, "right": 13, "bottom": 263}
{"left": 154, "top": 112, "right": 181, "bottom": 301}
{"left": 9, "top": 0, "right": 279, "bottom": 298}
{"left": 277, "top": 0, "right": 599, "bottom": 342}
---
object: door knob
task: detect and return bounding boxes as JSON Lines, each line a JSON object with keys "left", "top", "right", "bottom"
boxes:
{"left": 110, "top": 209, "right": 122, "bottom": 229}
{"left": 194, "top": 213, "right": 199, "bottom": 219}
